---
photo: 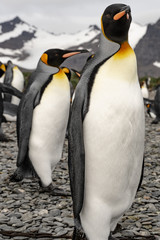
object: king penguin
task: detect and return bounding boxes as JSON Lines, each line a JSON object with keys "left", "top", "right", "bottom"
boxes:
{"left": 3, "top": 60, "right": 24, "bottom": 121}
{"left": 68, "top": 4, "right": 145, "bottom": 240}
{"left": 11, "top": 48, "right": 87, "bottom": 195}
{"left": 0, "top": 83, "right": 22, "bottom": 141}
{"left": 141, "top": 80, "right": 149, "bottom": 99}
{"left": 146, "top": 85, "right": 160, "bottom": 124}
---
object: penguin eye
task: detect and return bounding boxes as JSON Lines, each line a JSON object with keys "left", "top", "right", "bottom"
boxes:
{"left": 105, "top": 14, "right": 111, "bottom": 19}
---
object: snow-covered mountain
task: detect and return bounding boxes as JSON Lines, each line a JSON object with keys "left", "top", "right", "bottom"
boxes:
{"left": 0, "top": 16, "right": 159, "bottom": 77}
{"left": 0, "top": 17, "right": 100, "bottom": 69}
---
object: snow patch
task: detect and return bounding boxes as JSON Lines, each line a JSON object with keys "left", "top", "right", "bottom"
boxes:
{"left": 0, "top": 18, "right": 148, "bottom": 70}
{"left": 153, "top": 61, "right": 160, "bottom": 68}
{"left": 129, "top": 22, "right": 147, "bottom": 49}
{"left": 0, "top": 22, "right": 36, "bottom": 42}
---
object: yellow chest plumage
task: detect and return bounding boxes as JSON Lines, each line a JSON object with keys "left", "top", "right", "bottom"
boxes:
{"left": 42, "top": 68, "right": 69, "bottom": 99}
{"left": 95, "top": 42, "right": 138, "bottom": 86}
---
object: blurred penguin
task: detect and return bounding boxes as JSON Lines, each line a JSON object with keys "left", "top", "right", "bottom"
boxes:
{"left": 3, "top": 60, "right": 24, "bottom": 121}
{"left": 146, "top": 85, "right": 160, "bottom": 124}
{"left": 141, "top": 80, "right": 149, "bottom": 99}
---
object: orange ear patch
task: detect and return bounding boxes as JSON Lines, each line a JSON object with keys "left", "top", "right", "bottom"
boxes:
{"left": 146, "top": 104, "right": 150, "bottom": 108}
{"left": 41, "top": 53, "right": 48, "bottom": 64}
{"left": 113, "top": 10, "right": 126, "bottom": 21}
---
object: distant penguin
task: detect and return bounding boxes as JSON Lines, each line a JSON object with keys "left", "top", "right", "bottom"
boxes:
{"left": 0, "top": 90, "right": 7, "bottom": 141}
{"left": 68, "top": 4, "right": 145, "bottom": 240}
{"left": 141, "top": 80, "right": 149, "bottom": 99}
{"left": 11, "top": 48, "right": 87, "bottom": 195}
{"left": 146, "top": 101, "right": 156, "bottom": 119}
{"left": 4, "top": 60, "right": 24, "bottom": 117}
{"left": 0, "top": 62, "right": 6, "bottom": 84}
{"left": 146, "top": 85, "right": 160, "bottom": 124}
{"left": 0, "top": 83, "right": 22, "bottom": 141}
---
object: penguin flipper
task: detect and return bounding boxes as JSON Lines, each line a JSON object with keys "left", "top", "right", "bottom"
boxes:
{"left": 16, "top": 89, "right": 36, "bottom": 167}
{"left": 3, "top": 102, "right": 18, "bottom": 117}
{"left": 0, "top": 83, "right": 22, "bottom": 99}
{"left": 3, "top": 62, "right": 14, "bottom": 102}
{"left": 68, "top": 89, "right": 86, "bottom": 222}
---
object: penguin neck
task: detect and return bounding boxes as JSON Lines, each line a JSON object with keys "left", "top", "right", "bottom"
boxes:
{"left": 98, "top": 32, "right": 120, "bottom": 60}
{"left": 99, "top": 31, "right": 134, "bottom": 60}
{"left": 113, "top": 41, "right": 134, "bottom": 60}
{"left": 37, "top": 60, "right": 59, "bottom": 75}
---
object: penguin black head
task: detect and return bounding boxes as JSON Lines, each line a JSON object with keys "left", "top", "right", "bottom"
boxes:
{"left": 41, "top": 49, "right": 88, "bottom": 67}
{"left": 101, "top": 4, "right": 132, "bottom": 44}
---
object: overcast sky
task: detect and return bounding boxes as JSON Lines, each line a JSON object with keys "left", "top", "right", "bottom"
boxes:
{"left": 0, "top": 0, "right": 160, "bottom": 34}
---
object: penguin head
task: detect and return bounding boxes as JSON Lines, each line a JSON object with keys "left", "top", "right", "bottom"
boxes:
{"left": 40, "top": 49, "right": 88, "bottom": 67}
{"left": 101, "top": 4, "right": 132, "bottom": 44}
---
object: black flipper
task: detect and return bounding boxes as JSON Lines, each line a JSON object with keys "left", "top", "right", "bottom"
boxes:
{"left": 3, "top": 61, "right": 14, "bottom": 102}
{"left": 0, "top": 85, "right": 22, "bottom": 141}
{"left": 0, "top": 83, "right": 22, "bottom": 99}
{"left": 137, "top": 156, "right": 145, "bottom": 191}
{"left": 3, "top": 102, "right": 18, "bottom": 117}
{"left": 68, "top": 90, "right": 86, "bottom": 220}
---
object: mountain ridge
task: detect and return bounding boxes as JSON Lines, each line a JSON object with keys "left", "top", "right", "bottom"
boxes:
{"left": 0, "top": 16, "right": 159, "bottom": 77}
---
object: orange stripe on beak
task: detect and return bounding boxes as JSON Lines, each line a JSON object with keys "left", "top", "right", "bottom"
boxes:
{"left": 62, "top": 52, "right": 81, "bottom": 58}
{"left": 113, "top": 10, "right": 126, "bottom": 21}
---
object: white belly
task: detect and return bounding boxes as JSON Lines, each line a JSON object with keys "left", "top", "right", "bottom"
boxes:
{"left": 141, "top": 87, "right": 149, "bottom": 99}
{"left": 80, "top": 57, "right": 145, "bottom": 239}
{"left": 0, "top": 74, "right": 5, "bottom": 83}
{"left": 29, "top": 75, "right": 70, "bottom": 186}
{"left": 11, "top": 67, "right": 24, "bottom": 105}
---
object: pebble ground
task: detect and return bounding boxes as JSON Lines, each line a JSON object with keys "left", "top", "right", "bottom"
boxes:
{"left": 0, "top": 112, "right": 160, "bottom": 240}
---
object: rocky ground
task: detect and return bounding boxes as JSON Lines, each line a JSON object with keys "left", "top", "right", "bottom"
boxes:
{"left": 0, "top": 112, "right": 160, "bottom": 240}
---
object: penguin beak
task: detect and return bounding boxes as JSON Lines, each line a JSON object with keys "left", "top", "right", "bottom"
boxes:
{"left": 71, "top": 69, "right": 81, "bottom": 78}
{"left": 113, "top": 6, "right": 131, "bottom": 21}
{"left": 62, "top": 50, "right": 88, "bottom": 59}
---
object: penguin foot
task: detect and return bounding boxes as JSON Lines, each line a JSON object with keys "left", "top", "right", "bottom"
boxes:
{"left": 0, "top": 188, "right": 3, "bottom": 194}
{"left": 0, "top": 133, "right": 9, "bottom": 142}
{"left": 39, "top": 183, "right": 71, "bottom": 196}
{"left": 151, "top": 118, "right": 159, "bottom": 124}
{"left": 10, "top": 165, "right": 37, "bottom": 182}
{"left": 10, "top": 169, "right": 24, "bottom": 182}
{"left": 72, "top": 227, "right": 87, "bottom": 240}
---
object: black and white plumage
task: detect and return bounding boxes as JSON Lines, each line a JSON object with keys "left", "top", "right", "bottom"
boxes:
{"left": 68, "top": 4, "right": 145, "bottom": 240}
{"left": 11, "top": 49, "right": 87, "bottom": 194}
